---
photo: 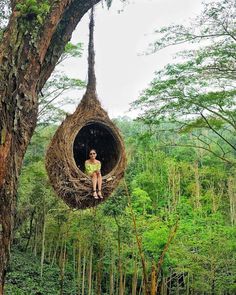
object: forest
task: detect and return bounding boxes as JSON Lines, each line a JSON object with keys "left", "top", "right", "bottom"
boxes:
{"left": 5, "top": 116, "right": 236, "bottom": 294}
{"left": 0, "top": 0, "right": 236, "bottom": 294}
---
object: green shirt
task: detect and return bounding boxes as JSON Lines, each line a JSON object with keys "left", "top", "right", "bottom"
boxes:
{"left": 85, "top": 161, "right": 101, "bottom": 175}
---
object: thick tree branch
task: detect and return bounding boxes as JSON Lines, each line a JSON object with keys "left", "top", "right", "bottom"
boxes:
{"left": 200, "top": 112, "right": 236, "bottom": 152}
{"left": 191, "top": 100, "right": 236, "bottom": 130}
{"left": 38, "top": 0, "right": 100, "bottom": 91}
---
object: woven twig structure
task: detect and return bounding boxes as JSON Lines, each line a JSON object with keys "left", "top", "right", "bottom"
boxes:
{"left": 45, "top": 90, "right": 126, "bottom": 209}
{"left": 45, "top": 6, "right": 126, "bottom": 209}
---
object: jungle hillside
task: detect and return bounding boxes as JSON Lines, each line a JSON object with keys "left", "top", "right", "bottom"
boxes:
{"left": 0, "top": 0, "right": 236, "bottom": 294}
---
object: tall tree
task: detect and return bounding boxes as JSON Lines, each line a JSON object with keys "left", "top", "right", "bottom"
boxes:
{"left": 132, "top": 0, "right": 236, "bottom": 164}
{"left": 0, "top": 0, "right": 101, "bottom": 292}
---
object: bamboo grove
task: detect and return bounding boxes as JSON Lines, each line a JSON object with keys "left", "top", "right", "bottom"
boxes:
{"left": 5, "top": 117, "right": 236, "bottom": 294}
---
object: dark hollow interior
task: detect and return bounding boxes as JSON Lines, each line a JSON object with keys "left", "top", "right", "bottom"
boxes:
{"left": 73, "top": 122, "right": 120, "bottom": 176}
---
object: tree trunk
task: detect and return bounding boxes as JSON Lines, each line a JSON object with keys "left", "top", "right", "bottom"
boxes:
{"left": 123, "top": 272, "right": 126, "bottom": 294}
{"left": 150, "top": 260, "right": 157, "bottom": 295}
{"left": 33, "top": 217, "right": 38, "bottom": 256}
{"left": 96, "top": 252, "right": 103, "bottom": 295}
{"left": 109, "top": 255, "right": 114, "bottom": 295}
{"left": 138, "top": 277, "right": 143, "bottom": 295}
{"left": 77, "top": 246, "right": 82, "bottom": 295}
{"left": 0, "top": 0, "right": 100, "bottom": 292}
{"left": 51, "top": 230, "right": 61, "bottom": 266}
{"left": 228, "top": 176, "right": 236, "bottom": 226}
{"left": 113, "top": 216, "right": 124, "bottom": 295}
{"left": 59, "top": 240, "right": 67, "bottom": 295}
{"left": 124, "top": 181, "right": 149, "bottom": 295}
{"left": 82, "top": 252, "right": 86, "bottom": 295}
{"left": 47, "top": 241, "right": 52, "bottom": 261}
{"left": 73, "top": 242, "right": 76, "bottom": 292}
{"left": 24, "top": 208, "right": 35, "bottom": 251}
{"left": 40, "top": 205, "right": 46, "bottom": 279}
{"left": 193, "top": 161, "right": 201, "bottom": 209}
{"left": 88, "top": 247, "right": 93, "bottom": 295}
{"left": 131, "top": 258, "right": 138, "bottom": 295}
{"left": 115, "top": 270, "right": 119, "bottom": 295}
{"left": 118, "top": 228, "right": 123, "bottom": 295}
{"left": 161, "top": 277, "right": 167, "bottom": 295}
{"left": 186, "top": 272, "right": 190, "bottom": 295}
{"left": 168, "top": 164, "right": 180, "bottom": 211}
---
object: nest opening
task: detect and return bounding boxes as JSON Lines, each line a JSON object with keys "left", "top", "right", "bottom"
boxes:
{"left": 73, "top": 122, "right": 120, "bottom": 176}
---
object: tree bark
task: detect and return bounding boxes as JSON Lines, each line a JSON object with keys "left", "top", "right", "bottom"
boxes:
{"left": 96, "top": 251, "right": 103, "bottom": 295}
{"left": 33, "top": 217, "right": 38, "bottom": 256}
{"left": 131, "top": 258, "right": 138, "bottom": 295}
{"left": 193, "top": 161, "right": 201, "bottom": 209}
{"left": 24, "top": 208, "right": 35, "bottom": 251}
{"left": 138, "top": 277, "right": 143, "bottom": 295}
{"left": 228, "top": 176, "right": 236, "bottom": 226}
{"left": 150, "top": 260, "right": 157, "bottom": 295}
{"left": 109, "top": 255, "right": 114, "bottom": 295}
{"left": 123, "top": 272, "right": 126, "bottom": 294}
{"left": 82, "top": 251, "right": 86, "bottom": 295}
{"left": 88, "top": 247, "right": 93, "bottom": 295}
{"left": 0, "top": 0, "right": 100, "bottom": 292}
{"left": 59, "top": 240, "right": 67, "bottom": 295}
{"left": 77, "top": 245, "right": 82, "bottom": 295}
{"left": 40, "top": 205, "right": 46, "bottom": 279}
{"left": 51, "top": 229, "right": 61, "bottom": 266}
{"left": 73, "top": 242, "right": 76, "bottom": 292}
{"left": 114, "top": 217, "right": 123, "bottom": 295}
{"left": 124, "top": 181, "right": 149, "bottom": 295}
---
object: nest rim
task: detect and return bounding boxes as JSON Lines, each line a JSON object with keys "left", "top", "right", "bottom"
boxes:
{"left": 70, "top": 119, "right": 122, "bottom": 180}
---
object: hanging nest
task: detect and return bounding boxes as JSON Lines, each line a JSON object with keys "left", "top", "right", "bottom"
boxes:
{"left": 45, "top": 90, "right": 127, "bottom": 209}
{"left": 45, "top": 6, "right": 126, "bottom": 209}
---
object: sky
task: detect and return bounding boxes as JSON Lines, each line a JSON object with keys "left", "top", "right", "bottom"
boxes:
{"left": 59, "top": 0, "right": 205, "bottom": 118}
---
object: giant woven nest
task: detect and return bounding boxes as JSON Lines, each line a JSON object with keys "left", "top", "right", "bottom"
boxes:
{"left": 45, "top": 6, "right": 126, "bottom": 209}
{"left": 45, "top": 90, "right": 127, "bottom": 209}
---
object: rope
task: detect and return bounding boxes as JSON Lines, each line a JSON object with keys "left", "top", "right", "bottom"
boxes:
{"left": 87, "top": 5, "right": 96, "bottom": 93}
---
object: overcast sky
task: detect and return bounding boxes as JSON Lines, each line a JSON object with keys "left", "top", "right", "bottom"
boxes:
{"left": 59, "top": 0, "right": 205, "bottom": 118}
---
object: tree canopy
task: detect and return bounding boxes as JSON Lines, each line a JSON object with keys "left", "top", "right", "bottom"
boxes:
{"left": 132, "top": 0, "right": 236, "bottom": 164}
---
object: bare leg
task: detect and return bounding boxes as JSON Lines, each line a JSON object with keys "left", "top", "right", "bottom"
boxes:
{"left": 97, "top": 172, "right": 103, "bottom": 198}
{"left": 91, "top": 173, "right": 98, "bottom": 198}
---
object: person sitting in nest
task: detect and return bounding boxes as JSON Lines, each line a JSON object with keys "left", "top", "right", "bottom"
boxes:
{"left": 85, "top": 149, "right": 103, "bottom": 199}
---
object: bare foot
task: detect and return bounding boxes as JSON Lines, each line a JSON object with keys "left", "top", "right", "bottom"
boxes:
{"left": 97, "top": 190, "right": 103, "bottom": 199}
{"left": 93, "top": 191, "right": 99, "bottom": 199}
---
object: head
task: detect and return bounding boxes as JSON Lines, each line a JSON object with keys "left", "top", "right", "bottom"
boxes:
{"left": 89, "top": 149, "right": 97, "bottom": 159}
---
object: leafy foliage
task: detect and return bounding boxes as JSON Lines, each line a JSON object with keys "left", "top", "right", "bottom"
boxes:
{"left": 132, "top": 0, "right": 236, "bottom": 164}
{"left": 5, "top": 117, "right": 236, "bottom": 294}
{"left": 16, "top": 0, "right": 50, "bottom": 24}
{"left": 5, "top": 248, "right": 75, "bottom": 295}
{"left": 3, "top": 0, "right": 236, "bottom": 293}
